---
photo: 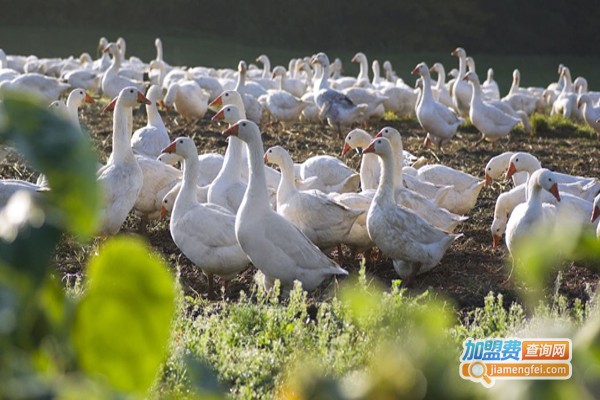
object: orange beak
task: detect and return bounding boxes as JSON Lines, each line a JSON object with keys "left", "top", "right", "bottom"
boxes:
{"left": 362, "top": 141, "right": 376, "bottom": 154}
{"left": 84, "top": 93, "right": 95, "bottom": 104}
{"left": 263, "top": 153, "right": 269, "bottom": 163}
{"left": 451, "top": 49, "right": 458, "bottom": 56}
{"left": 102, "top": 97, "right": 117, "bottom": 113}
{"left": 492, "top": 234, "right": 501, "bottom": 248}
{"left": 375, "top": 131, "right": 383, "bottom": 138}
{"left": 341, "top": 142, "right": 352, "bottom": 156}
{"left": 161, "top": 142, "right": 177, "bottom": 154}
{"left": 158, "top": 100, "right": 170, "bottom": 113}
{"left": 209, "top": 95, "right": 223, "bottom": 109}
{"left": 411, "top": 66, "right": 420, "bottom": 75}
{"left": 103, "top": 47, "right": 110, "bottom": 53}
{"left": 548, "top": 183, "right": 560, "bottom": 202}
{"left": 160, "top": 206, "right": 167, "bottom": 220}
{"left": 137, "top": 91, "right": 151, "bottom": 105}
{"left": 223, "top": 123, "right": 239, "bottom": 138}
{"left": 484, "top": 174, "right": 492, "bottom": 187}
{"left": 505, "top": 162, "right": 517, "bottom": 179}
{"left": 212, "top": 108, "right": 225, "bottom": 121}
{"left": 592, "top": 205, "right": 600, "bottom": 223}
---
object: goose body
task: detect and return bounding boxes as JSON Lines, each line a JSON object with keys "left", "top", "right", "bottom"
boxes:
{"left": 164, "top": 80, "right": 209, "bottom": 121}
{"left": 131, "top": 85, "right": 171, "bottom": 158}
{"left": 0, "top": 73, "right": 70, "bottom": 102}
{"left": 101, "top": 43, "right": 145, "bottom": 100}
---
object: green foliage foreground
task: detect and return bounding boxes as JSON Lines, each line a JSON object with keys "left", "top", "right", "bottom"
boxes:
{"left": 0, "top": 98, "right": 599, "bottom": 399}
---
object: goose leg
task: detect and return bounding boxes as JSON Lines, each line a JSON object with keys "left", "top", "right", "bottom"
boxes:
{"left": 337, "top": 244, "right": 344, "bottom": 266}
{"left": 471, "top": 133, "right": 486, "bottom": 148}
{"left": 403, "top": 262, "right": 422, "bottom": 287}
{"left": 206, "top": 273, "right": 215, "bottom": 300}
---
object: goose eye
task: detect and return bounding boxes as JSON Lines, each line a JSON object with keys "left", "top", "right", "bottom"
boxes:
{"left": 548, "top": 178, "right": 551, "bottom": 181}
{"left": 225, "top": 93, "right": 229, "bottom": 97}
{"left": 163, "top": 199, "right": 167, "bottom": 204}
{"left": 130, "top": 89, "right": 134, "bottom": 93}
{"left": 226, "top": 108, "right": 230, "bottom": 112}
{"left": 179, "top": 140, "right": 183, "bottom": 143}
{"left": 515, "top": 159, "right": 519, "bottom": 162}
{"left": 487, "top": 167, "right": 491, "bottom": 171}
{"left": 242, "top": 122, "right": 246, "bottom": 126}
{"left": 377, "top": 140, "right": 381, "bottom": 144}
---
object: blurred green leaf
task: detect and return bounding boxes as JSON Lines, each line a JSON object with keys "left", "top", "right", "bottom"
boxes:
{"left": 72, "top": 237, "right": 175, "bottom": 394}
{"left": 0, "top": 93, "right": 100, "bottom": 238}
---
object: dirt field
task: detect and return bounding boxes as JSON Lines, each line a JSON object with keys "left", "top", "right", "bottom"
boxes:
{"left": 3, "top": 103, "right": 598, "bottom": 312}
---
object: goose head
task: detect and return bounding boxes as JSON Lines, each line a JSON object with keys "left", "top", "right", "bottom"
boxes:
{"left": 491, "top": 217, "right": 507, "bottom": 248}
{"left": 116, "top": 37, "right": 126, "bottom": 57}
{"left": 212, "top": 104, "right": 243, "bottom": 125}
{"left": 411, "top": 62, "right": 429, "bottom": 77}
{"left": 451, "top": 47, "right": 466, "bottom": 58}
{"left": 103, "top": 86, "right": 150, "bottom": 112}
{"left": 505, "top": 152, "right": 538, "bottom": 179}
{"left": 362, "top": 136, "right": 393, "bottom": 160}
{"left": 209, "top": 90, "right": 244, "bottom": 111}
{"left": 466, "top": 56, "right": 476, "bottom": 72}
{"left": 463, "top": 71, "right": 480, "bottom": 86}
{"left": 103, "top": 42, "right": 120, "bottom": 57}
{"left": 430, "top": 62, "right": 443, "bottom": 74}
{"left": 162, "top": 83, "right": 179, "bottom": 108}
{"left": 592, "top": 195, "right": 600, "bottom": 223}
{"left": 311, "top": 52, "right": 330, "bottom": 67}
{"left": 383, "top": 60, "right": 392, "bottom": 73}
{"left": 577, "top": 93, "right": 591, "bottom": 109}
{"left": 97, "top": 37, "right": 109, "bottom": 54}
{"left": 222, "top": 119, "right": 260, "bottom": 143}
{"left": 351, "top": 52, "right": 367, "bottom": 64}
{"left": 374, "top": 127, "right": 403, "bottom": 154}
{"left": 484, "top": 154, "right": 511, "bottom": 186}
{"left": 487, "top": 68, "right": 495, "bottom": 81}
{"left": 263, "top": 145, "right": 287, "bottom": 166}
{"left": 67, "top": 88, "right": 95, "bottom": 108}
{"left": 512, "top": 69, "right": 521, "bottom": 85}
{"left": 155, "top": 37, "right": 162, "bottom": 48}
{"left": 161, "top": 136, "right": 197, "bottom": 160}
{"left": 48, "top": 100, "right": 69, "bottom": 118}
{"left": 271, "top": 65, "right": 287, "bottom": 79}
{"left": 238, "top": 60, "right": 248, "bottom": 74}
{"left": 531, "top": 169, "right": 560, "bottom": 201}
{"left": 342, "top": 128, "right": 371, "bottom": 156}
{"left": 448, "top": 68, "right": 459, "bottom": 79}
{"left": 256, "top": 54, "right": 269, "bottom": 65}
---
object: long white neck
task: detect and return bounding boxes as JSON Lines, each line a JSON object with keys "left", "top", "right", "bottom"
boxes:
{"left": 216, "top": 136, "right": 244, "bottom": 182}
{"left": 374, "top": 149, "right": 396, "bottom": 206}
{"left": 390, "top": 139, "right": 404, "bottom": 190}
{"left": 561, "top": 70, "right": 573, "bottom": 94}
{"left": 357, "top": 57, "right": 369, "bottom": 82}
{"left": 469, "top": 78, "right": 483, "bottom": 106}
{"left": 235, "top": 69, "right": 246, "bottom": 93}
{"left": 521, "top": 156, "right": 542, "bottom": 175}
{"left": 66, "top": 97, "right": 82, "bottom": 132}
{"left": 147, "top": 99, "right": 165, "bottom": 129}
{"left": 261, "top": 58, "right": 271, "bottom": 79}
{"left": 317, "top": 62, "right": 330, "bottom": 92}
{"left": 457, "top": 54, "right": 467, "bottom": 79}
{"left": 156, "top": 41, "right": 163, "bottom": 62}
{"left": 111, "top": 99, "right": 135, "bottom": 163}
{"left": 274, "top": 153, "right": 297, "bottom": 206}
{"left": 108, "top": 51, "right": 121, "bottom": 73}
{"left": 434, "top": 66, "right": 446, "bottom": 90}
{"left": 372, "top": 62, "right": 381, "bottom": 85}
{"left": 421, "top": 69, "right": 434, "bottom": 104}
{"left": 509, "top": 74, "right": 519, "bottom": 95}
{"left": 243, "top": 136, "right": 271, "bottom": 213}
{"left": 175, "top": 153, "right": 201, "bottom": 214}
{"left": 527, "top": 178, "right": 543, "bottom": 204}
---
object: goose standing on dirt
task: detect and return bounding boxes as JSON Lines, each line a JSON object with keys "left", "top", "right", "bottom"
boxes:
{"left": 364, "top": 137, "right": 461, "bottom": 283}
{"left": 341, "top": 128, "right": 380, "bottom": 191}
{"left": 131, "top": 84, "right": 171, "bottom": 158}
{"left": 223, "top": 119, "right": 348, "bottom": 291}
{"left": 163, "top": 79, "right": 209, "bottom": 121}
{"left": 482, "top": 68, "right": 500, "bottom": 101}
{"left": 97, "top": 87, "right": 150, "bottom": 235}
{"left": 429, "top": 62, "right": 454, "bottom": 108}
{"left": 0, "top": 73, "right": 70, "bottom": 103}
{"left": 577, "top": 94, "right": 600, "bottom": 137}
{"left": 162, "top": 137, "right": 249, "bottom": 297}
{"left": 412, "top": 62, "right": 464, "bottom": 149}
{"left": 259, "top": 66, "right": 310, "bottom": 125}
{"left": 450, "top": 47, "right": 471, "bottom": 117}
{"left": 101, "top": 43, "right": 145, "bottom": 100}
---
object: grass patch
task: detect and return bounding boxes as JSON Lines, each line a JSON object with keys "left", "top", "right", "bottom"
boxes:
{"left": 531, "top": 113, "right": 597, "bottom": 139}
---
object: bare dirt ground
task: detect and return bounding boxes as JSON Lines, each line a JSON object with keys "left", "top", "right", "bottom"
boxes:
{"left": 3, "top": 103, "right": 599, "bottom": 312}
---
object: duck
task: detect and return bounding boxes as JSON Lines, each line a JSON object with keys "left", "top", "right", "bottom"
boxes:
{"left": 223, "top": 119, "right": 348, "bottom": 291}
{"left": 505, "top": 169, "right": 560, "bottom": 260}
{"left": 259, "top": 66, "right": 310, "bottom": 125}
{"left": 376, "top": 127, "right": 467, "bottom": 232}
{"left": 429, "top": 62, "right": 454, "bottom": 108}
{"left": 364, "top": 137, "right": 460, "bottom": 282}
{"left": 131, "top": 85, "right": 170, "bottom": 158}
{"left": 450, "top": 47, "right": 472, "bottom": 117}
{"left": 484, "top": 151, "right": 528, "bottom": 187}
{"left": 0, "top": 73, "right": 70, "bottom": 103}
{"left": 577, "top": 94, "right": 600, "bottom": 136}
{"left": 464, "top": 71, "right": 521, "bottom": 143}
{"left": 100, "top": 43, "right": 145, "bottom": 100}
{"left": 96, "top": 87, "right": 149, "bottom": 235}
{"left": 412, "top": 62, "right": 464, "bottom": 149}
{"left": 163, "top": 80, "right": 209, "bottom": 121}
{"left": 264, "top": 145, "right": 362, "bottom": 251}
{"left": 341, "top": 128, "right": 380, "bottom": 191}
{"left": 161, "top": 137, "right": 249, "bottom": 296}
{"left": 310, "top": 52, "right": 368, "bottom": 134}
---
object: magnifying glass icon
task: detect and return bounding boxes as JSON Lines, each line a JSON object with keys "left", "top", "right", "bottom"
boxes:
{"left": 469, "top": 361, "right": 492, "bottom": 385}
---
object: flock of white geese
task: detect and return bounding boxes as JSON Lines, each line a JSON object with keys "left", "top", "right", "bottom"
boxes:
{"left": 0, "top": 37, "right": 599, "bottom": 295}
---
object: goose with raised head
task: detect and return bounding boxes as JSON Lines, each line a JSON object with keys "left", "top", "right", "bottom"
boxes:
{"left": 162, "top": 137, "right": 249, "bottom": 296}
{"left": 364, "top": 137, "right": 461, "bottom": 282}
{"left": 505, "top": 169, "right": 560, "bottom": 260}
{"left": 450, "top": 47, "right": 472, "bottom": 117}
{"left": 310, "top": 52, "right": 368, "bottom": 133}
{"left": 253, "top": 54, "right": 277, "bottom": 91}
{"left": 412, "top": 62, "right": 464, "bottom": 149}
{"left": 234, "top": 60, "right": 265, "bottom": 124}
{"left": 224, "top": 120, "right": 348, "bottom": 291}
{"left": 341, "top": 128, "right": 380, "bottom": 191}
{"left": 101, "top": 43, "right": 145, "bottom": 100}
{"left": 96, "top": 87, "right": 150, "bottom": 235}
{"left": 62, "top": 88, "right": 95, "bottom": 131}
{"left": 264, "top": 145, "right": 362, "bottom": 250}
{"left": 464, "top": 71, "right": 521, "bottom": 143}
{"left": 131, "top": 85, "right": 170, "bottom": 158}
{"left": 502, "top": 69, "right": 538, "bottom": 115}
{"left": 551, "top": 66, "right": 581, "bottom": 121}
{"left": 482, "top": 68, "right": 500, "bottom": 101}
{"left": 429, "top": 62, "right": 453, "bottom": 108}
{"left": 382, "top": 60, "right": 399, "bottom": 82}
{"left": 376, "top": 127, "right": 467, "bottom": 232}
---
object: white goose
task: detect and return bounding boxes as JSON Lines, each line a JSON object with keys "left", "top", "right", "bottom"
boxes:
{"left": 484, "top": 151, "right": 528, "bottom": 187}
{"left": 0, "top": 73, "right": 70, "bottom": 103}
{"left": 133, "top": 155, "right": 181, "bottom": 222}
{"left": 296, "top": 154, "right": 360, "bottom": 194}
{"left": 259, "top": 66, "right": 310, "bottom": 124}
{"left": 505, "top": 169, "right": 560, "bottom": 259}
{"left": 253, "top": 54, "right": 277, "bottom": 91}
{"left": 551, "top": 66, "right": 581, "bottom": 121}
{"left": 100, "top": 43, "right": 145, "bottom": 100}
{"left": 577, "top": 94, "right": 600, "bottom": 136}
{"left": 60, "top": 88, "right": 95, "bottom": 131}
{"left": 264, "top": 145, "right": 362, "bottom": 251}
{"left": 464, "top": 71, "right": 521, "bottom": 142}
{"left": 0, "top": 179, "right": 40, "bottom": 209}
{"left": 96, "top": 87, "right": 149, "bottom": 235}
{"left": 482, "top": 68, "right": 500, "bottom": 101}
{"left": 224, "top": 119, "right": 348, "bottom": 291}
{"left": 412, "top": 62, "right": 464, "bottom": 149}
{"left": 450, "top": 47, "right": 472, "bottom": 117}
{"left": 429, "top": 62, "right": 454, "bottom": 108}
{"left": 131, "top": 85, "right": 170, "bottom": 158}
{"left": 341, "top": 128, "right": 380, "bottom": 191}
{"left": 234, "top": 60, "right": 265, "bottom": 124}
{"left": 502, "top": 69, "right": 538, "bottom": 116}
{"left": 163, "top": 80, "right": 209, "bottom": 121}
{"left": 162, "top": 137, "right": 249, "bottom": 296}
{"left": 364, "top": 137, "right": 460, "bottom": 282}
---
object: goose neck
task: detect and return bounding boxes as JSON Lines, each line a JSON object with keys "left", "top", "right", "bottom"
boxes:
{"left": 275, "top": 154, "right": 297, "bottom": 204}
{"left": 317, "top": 62, "right": 329, "bottom": 91}
{"left": 111, "top": 99, "right": 135, "bottom": 163}
{"left": 357, "top": 57, "right": 369, "bottom": 82}
{"left": 244, "top": 136, "right": 272, "bottom": 212}
{"left": 177, "top": 154, "right": 201, "bottom": 209}
{"left": 147, "top": 101, "right": 165, "bottom": 128}
{"left": 374, "top": 150, "right": 396, "bottom": 205}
